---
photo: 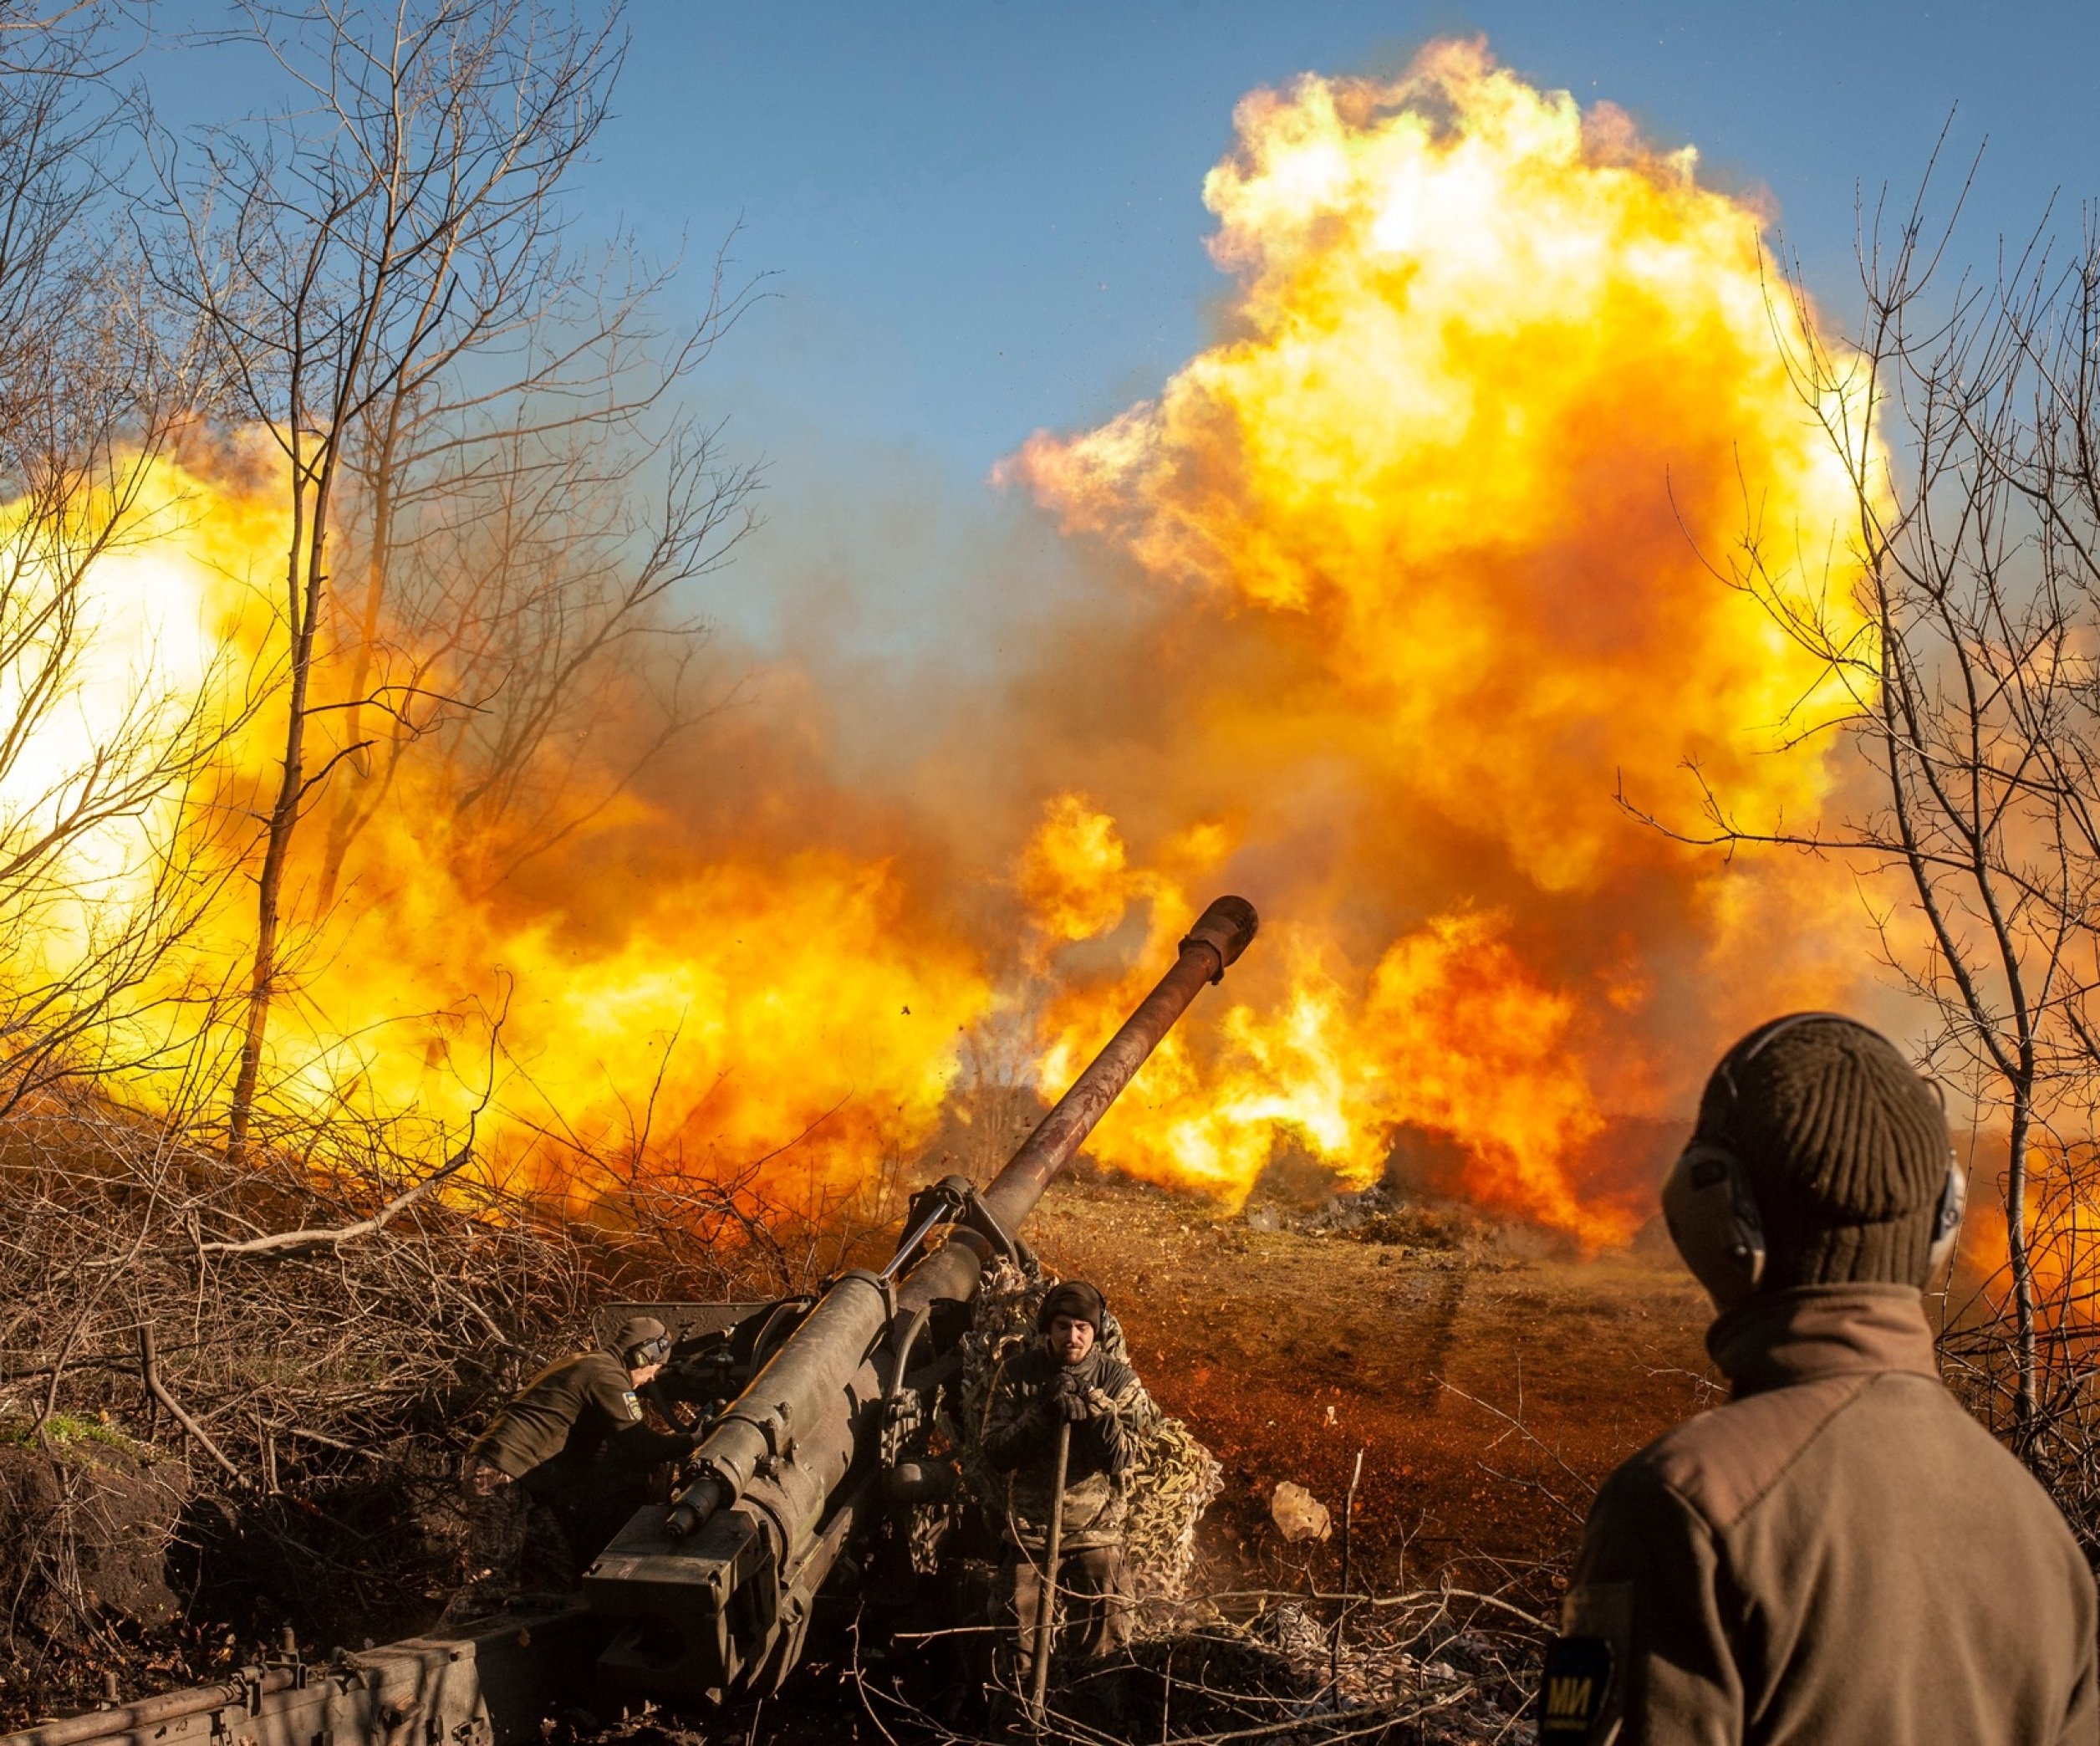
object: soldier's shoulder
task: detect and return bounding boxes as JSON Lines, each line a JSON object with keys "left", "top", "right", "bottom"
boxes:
{"left": 1895, "top": 1378, "right": 2097, "bottom": 1559}
{"left": 559, "top": 1349, "right": 632, "bottom": 1396}
{"left": 1611, "top": 1371, "right": 1879, "bottom": 1534}
{"left": 1096, "top": 1355, "right": 1142, "bottom": 1395}
{"left": 518, "top": 1349, "right": 594, "bottom": 1391}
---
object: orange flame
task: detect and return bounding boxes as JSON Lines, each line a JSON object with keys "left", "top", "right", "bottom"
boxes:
{"left": 0, "top": 447, "right": 992, "bottom": 1206}
{"left": 1000, "top": 43, "right": 1875, "bottom": 1244}
{"left": 2, "top": 43, "right": 1889, "bottom": 1248}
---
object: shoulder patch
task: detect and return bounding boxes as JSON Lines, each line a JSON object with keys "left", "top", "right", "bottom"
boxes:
{"left": 1538, "top": 1635, "right": 1618, "bottom": 1743}
{"left": 620, "top": 1389, "right": 643, "bottom": 1422}
{"left": 1542, "top": 1580, "right": 1629, "bottom": 1744}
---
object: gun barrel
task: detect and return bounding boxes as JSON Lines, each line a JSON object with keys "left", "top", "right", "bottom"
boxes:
{"left": 900, "top": 894, "right": 1258, "bottom": 1310}
{"left": 680, "top": 896, "right": 1257, "bottom": 1507}
{"left": 585, "top": 896, "right": 1258, "bottom": 1698}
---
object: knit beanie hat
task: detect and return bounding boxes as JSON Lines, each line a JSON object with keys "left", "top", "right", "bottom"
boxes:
{"left": 1696, "top": 1014, "right": 1950, "bottom": 1289}
{"left": 1037, "top": 1280, "right": 1105, "bottom": 1333}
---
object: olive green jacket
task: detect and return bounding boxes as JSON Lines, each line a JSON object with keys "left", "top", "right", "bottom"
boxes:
{"left": 466, "top": 1350, "right": 690, "bottom": 1494}
{"left": 1551, "top": 1285, "right": 2097, "bottom": 1745}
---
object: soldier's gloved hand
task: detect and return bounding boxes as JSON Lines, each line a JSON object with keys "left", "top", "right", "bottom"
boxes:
{"left": 1053, "top": 1386, "right": 1093, "bottom": 1422}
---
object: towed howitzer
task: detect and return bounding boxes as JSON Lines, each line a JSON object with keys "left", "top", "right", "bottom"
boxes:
{"left": 584, "top": 895, "right": 1259, "bottom": 1700}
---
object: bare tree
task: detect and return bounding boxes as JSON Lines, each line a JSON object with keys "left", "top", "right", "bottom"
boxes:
{"left": 1631, "top": 161, "right": 2100, "bottom": 1528}
{"left": 0, "top": 4, "right": 246, "bottom": 1114}
{"left": 155, "top": 0, "right": 745, "bottom": 1159}
{"left": 316, "top": 291, "right": 759, "bottom": 908}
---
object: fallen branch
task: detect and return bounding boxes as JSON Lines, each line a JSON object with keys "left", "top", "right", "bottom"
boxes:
{"left": 196, "top": 1137, "right": 474, "bottom": 1260}
{"left": 139, "top": 1324, "right": 248, "bottom": 1488}
{"left": 1437, "top": 1374, "right": 1594, "bottom": 1524}
{"left": 276, "top": 1422, "right": 382, "bottom": 1460}
{"left": 1205, "top": 1585, "right": 1546, "bottom": 1629}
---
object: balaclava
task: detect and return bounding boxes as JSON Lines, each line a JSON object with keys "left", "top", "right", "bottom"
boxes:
{"left": 1695, "top": 1013, "right": 1950, "bottom": 1289}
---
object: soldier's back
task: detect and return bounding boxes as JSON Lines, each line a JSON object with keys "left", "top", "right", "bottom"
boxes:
{"left": 1603, "top": 1366, "right": 2097, "bottom": 1743}
{"left": 471, "top": 1351, "right": 632, "bottom": 1480}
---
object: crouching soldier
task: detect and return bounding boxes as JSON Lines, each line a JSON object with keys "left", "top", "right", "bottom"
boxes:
{"left": 982, "top": 1280, "right": 1152, "bottom": 1697}
{"left": 443, "top": 1315, "right": 700, "bottom": 1624}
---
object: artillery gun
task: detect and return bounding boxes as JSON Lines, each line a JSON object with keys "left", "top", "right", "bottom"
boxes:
{"left": 587, "top": 894, "right": 1259, "bottom": 1698}
{"left": 0, "top": 896, "right": 1256, "bottom": 1746}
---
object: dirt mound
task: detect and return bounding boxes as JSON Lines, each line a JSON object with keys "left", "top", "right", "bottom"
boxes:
{"left": 1285, "top": 1183, "right": 1490, "bottom": 1253}
{"left": 0, "top": 1431, "right": 187, "bottom": 1626}
{"left": 0, "top": 1426, "right": 189, "bottom": 1709}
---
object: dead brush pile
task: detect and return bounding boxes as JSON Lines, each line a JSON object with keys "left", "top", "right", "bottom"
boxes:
{"left": 1117, "top": 1590, "right": 1542, "bottom": 1746}
{"left": 854, "top": 1585, "right": 1547, "bottom": 1746}
{"left": 0, "top": 1090, "right": 879, "bottom": 1732}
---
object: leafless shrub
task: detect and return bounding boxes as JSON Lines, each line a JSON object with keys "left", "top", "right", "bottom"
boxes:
{"left": 1626, "top": 147, "right": 2100, "bottom": 1549}
{"left": 854, "top": 1584, "right": 1546, "bottom": 1746}
{"left": 0, "top": 1080, "right": 874, "bottom": 1728}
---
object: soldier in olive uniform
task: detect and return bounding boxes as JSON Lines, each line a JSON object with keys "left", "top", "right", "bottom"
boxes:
{"left": 981, "top": 1279, "right": 1152, "bottom": 1689}
{"left": 1543, "top": 1014, "right": 2097, "bottom": 1745}
{"left": 444, "top": 1315, "right": 699, "bottom": 1624}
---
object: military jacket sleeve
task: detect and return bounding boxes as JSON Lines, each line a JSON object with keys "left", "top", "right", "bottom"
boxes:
{"left": 1550, "top": 1463, "right": 1741, "bottom": 1745}
{"left": 1082, "top": 1357, "right": 1150, "bottom": 1480}
{"left": 467, "top": 1354, "right": 592, "bottom": 1478}
{"left": 468, "top": 1351, "right": 690, "bottom": 1479}
{"left": 982, "top": 1357, "right": 1053, "bottom": 1473}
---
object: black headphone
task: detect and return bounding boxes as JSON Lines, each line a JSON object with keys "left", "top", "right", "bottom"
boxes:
{"left": 626, "top": 1332, "right": 671, "bottom": 1369}
{"left": 1661, "top": 1013, "right": 1967, "bottom": 1306}
{"left": 1036, "top": 1284, "right": 1108, "bottom": 1335}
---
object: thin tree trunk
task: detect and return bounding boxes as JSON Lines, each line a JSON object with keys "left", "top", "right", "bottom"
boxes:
{"left": 228, "top": 467, "right": 331, "bottom": 1163}
{"left": 2006, "top": 1093, "right": 2038, "bottom": 1439}
{"left": 316, "top": 411, "right": 401, "bottom": 912}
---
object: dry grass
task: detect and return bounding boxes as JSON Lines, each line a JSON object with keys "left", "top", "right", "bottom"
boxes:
{"left": 0, "top": 1086, "right": 891, "bottom": 1728}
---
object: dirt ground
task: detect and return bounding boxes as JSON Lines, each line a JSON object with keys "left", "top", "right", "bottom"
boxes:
{"left": 1024, "top": 1172, "right": 1717, "bottom": 1598}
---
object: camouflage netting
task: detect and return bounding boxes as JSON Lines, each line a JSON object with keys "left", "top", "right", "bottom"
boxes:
{"left": 946, "top": 1258, "right": 1221, "bottom": 1609}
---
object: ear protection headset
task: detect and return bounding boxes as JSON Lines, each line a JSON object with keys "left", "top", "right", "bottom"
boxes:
{"left": 1037, "top": 1284, "right": 1108, "bottom": 1335}
{"left": 1662, "top": 1013, "right": 1967, "bottom": 1307}
{"left": 625, "top": 1330, "right": 672, "bottom": 1369}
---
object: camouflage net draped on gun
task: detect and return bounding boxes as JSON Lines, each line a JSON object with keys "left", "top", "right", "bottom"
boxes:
{"left": 944, "top": 1258, "right": 1221, "bottom": 1611}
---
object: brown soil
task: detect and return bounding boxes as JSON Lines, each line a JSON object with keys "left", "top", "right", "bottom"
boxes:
{"left": 1025, "top": 1172, "right": 1716, "bottom": 1595}
{"left": 0, "top": 1432, "right": 190, "bottom": 1716}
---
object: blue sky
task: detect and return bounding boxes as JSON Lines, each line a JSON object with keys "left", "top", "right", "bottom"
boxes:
{"left": 144, "top": 3, "right": 2100, "bottom": 646}
{"left": 609, "top": 3, "right": 2100, "bottom": 477}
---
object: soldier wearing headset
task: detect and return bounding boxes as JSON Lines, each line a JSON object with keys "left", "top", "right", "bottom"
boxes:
{"left": 443, "top": 1315, "right": 701, "bottom": 1623}
{"left": 1542, "top": 1013, "right": 2097, "bottom": 1745}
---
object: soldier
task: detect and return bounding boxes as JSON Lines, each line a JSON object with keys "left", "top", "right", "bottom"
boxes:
{"left": 1543, "top": 1013, "right": 2098, "bottom": 1744}
{"left": 443, "top": 1315, "right": 699, "bottom": 1624}
{"left": 981, "top": 1279, "right": 1152, "bottom": 1696}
